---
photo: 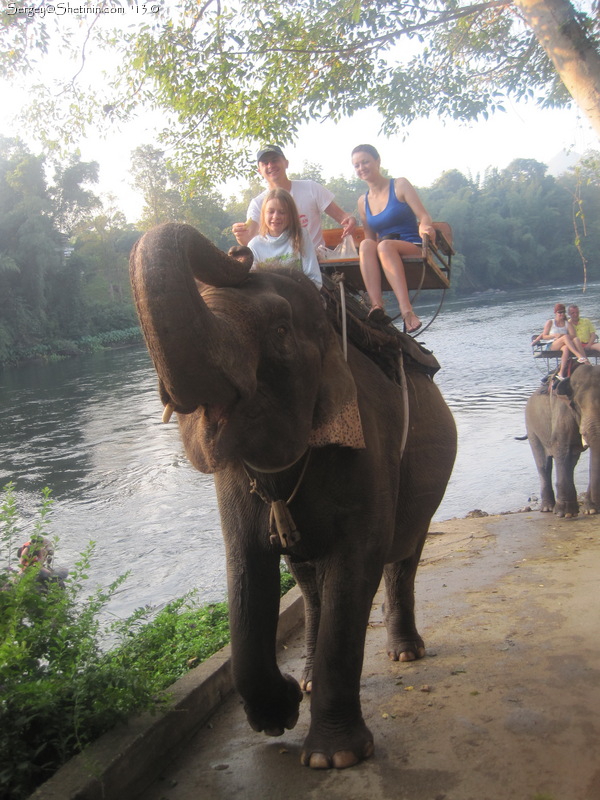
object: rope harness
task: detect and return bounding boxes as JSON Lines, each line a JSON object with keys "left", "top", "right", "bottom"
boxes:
{"left": 244, "top": 449, "right": 312, "bottom": 554}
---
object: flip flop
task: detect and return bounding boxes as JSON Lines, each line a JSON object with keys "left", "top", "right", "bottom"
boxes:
{"left": 402, "top": 310, "right": 422, "bottom": 334}
{"left": 367, "top": 306, "right": 391, "bottom": 325}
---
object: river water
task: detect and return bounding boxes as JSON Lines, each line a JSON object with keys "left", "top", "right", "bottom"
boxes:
{"left": 1, "top": 282, "right": 598, "bottom": 617}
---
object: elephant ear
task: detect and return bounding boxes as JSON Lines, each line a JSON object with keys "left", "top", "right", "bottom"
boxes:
{"left": 308, "top": 330, "right": 366, "bottom": 449}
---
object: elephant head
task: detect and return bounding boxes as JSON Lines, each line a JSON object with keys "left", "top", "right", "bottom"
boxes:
{"left": 129, "top": 223, "right": 364, "bottom": 474}
{"left": 556, "top": 363, "right": 600, "bottom": 512}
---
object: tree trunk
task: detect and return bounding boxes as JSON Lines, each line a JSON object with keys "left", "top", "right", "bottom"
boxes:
{"left": 513, "top": 0, "right": 600, "bottom": 138}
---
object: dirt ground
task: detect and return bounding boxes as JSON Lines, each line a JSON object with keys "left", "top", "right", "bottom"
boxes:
{"left": 143, "top": 510, "right": 600, "bottom": 800}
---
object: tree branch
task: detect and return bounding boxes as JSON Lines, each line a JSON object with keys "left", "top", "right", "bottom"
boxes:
{"left": 238, "top": 1, "right": 514, "bottom": 57}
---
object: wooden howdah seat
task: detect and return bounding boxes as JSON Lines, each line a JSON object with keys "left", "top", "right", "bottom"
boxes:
{"left": 532, "top": 338, "right": 600, "bottom": 366}
{"left": 318, "top": 223, "right": 453, "bottom": 292}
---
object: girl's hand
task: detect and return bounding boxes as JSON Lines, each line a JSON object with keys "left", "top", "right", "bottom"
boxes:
{"left": 232, "top": 220, "right": 255, "bottom": 246}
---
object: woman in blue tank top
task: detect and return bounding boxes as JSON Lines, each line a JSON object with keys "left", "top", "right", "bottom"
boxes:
{"left": 351, "top": 144, "right": 436, "bottom": 333}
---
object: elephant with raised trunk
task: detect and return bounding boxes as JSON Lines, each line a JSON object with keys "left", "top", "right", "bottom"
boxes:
{"left": 129, "top": 223, "right": 456, "bottom": 770}
{"left": 525, "top": 364, "right": 600, "bottom": 517}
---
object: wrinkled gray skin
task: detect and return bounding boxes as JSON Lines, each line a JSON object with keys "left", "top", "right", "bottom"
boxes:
{"left": 130, "top": 223, "right": 457, "bottom": 770}
{"left": 525, "top": 365, "right": 600, "bottom": 517}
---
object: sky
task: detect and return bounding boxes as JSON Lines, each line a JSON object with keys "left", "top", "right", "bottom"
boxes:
{"left": 0, "top": 7, "right": 597, "bottom": 222}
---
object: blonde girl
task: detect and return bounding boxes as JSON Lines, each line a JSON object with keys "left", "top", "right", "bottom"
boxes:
{"left": 248, "top": 188, "right": 322, "bottom": 288}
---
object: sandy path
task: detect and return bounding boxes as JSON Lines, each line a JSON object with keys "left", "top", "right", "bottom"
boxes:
{"left": 143, "top": 511, "right": 600, "bottom": 800}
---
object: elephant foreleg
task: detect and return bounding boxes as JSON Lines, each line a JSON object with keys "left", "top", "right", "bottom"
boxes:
{"left": 285, "top": 557, "right": 320, "bottom": 692}
{"left": 553, "top": 448, "right": 581, "bottom": 517}
{"left": 529, "top": 433, "right": 555, "bottom": 512}
{"left": 227, "top": 545, "right": 303, "bottom": 736}
{"left": 383, "top": 548, "right": 426, "bottom": 662}
{"left": 300, "top": 555, "right": 380, "bottom": 770}
{"left": 582, "top": 448, "right": 600, "bottom": 515}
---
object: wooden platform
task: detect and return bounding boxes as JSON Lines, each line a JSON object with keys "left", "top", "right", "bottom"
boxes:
{"left": 318, "top": 223, "right": 453, "bottom": 292}
{"left": 533, "top": 347, "right": 600, "bottom": 361}
{"left": 532, "top": 341, "right": 600, "bottom": 370}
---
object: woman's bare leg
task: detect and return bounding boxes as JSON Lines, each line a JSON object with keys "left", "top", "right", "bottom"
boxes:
{"left": 552, "top": 335, "right": 590, "bottom": 364}
{"left": 558, "top": 345, "right": 570, "bottom": 377}
{"left": 377, "top": 239, "right": 422, "bottom": 332}
{"left": 359, "top": 238, "right": 385, "bottom": 311}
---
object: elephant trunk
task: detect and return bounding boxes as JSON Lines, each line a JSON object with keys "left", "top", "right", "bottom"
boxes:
{"left": 130, "top": 223, "right": 254, "bottom": 413}
{"left": 588, "top": 447, "right": 600, "bottom": 507}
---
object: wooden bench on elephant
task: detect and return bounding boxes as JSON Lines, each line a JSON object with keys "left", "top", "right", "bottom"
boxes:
{"left": 532, "top": 339, "right": 600, "bottom": 369}
{"left": 318, "top": 223, "right": 453, "bottom": 292}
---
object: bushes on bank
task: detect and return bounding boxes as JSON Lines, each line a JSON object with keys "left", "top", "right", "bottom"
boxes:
{"left": 0, "top": 483, "right": 295, "bottom": 799}
{"left": 1, "top": 326, "right": 143, "bottom": 367}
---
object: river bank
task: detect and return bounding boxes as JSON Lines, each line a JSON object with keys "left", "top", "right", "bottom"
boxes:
{"left": 32, "top": 509, "right": 600, "bottom": 800}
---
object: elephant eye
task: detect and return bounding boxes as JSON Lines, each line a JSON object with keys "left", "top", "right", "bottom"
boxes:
{"left": 276, "top": 325, "right": 288, "bottom": 337}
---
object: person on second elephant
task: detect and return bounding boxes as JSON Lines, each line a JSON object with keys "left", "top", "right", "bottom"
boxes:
{"left": 232, "top": 146, "right": 356, "bottom": 249}
{"left": 532, "top": 303, "right": 591, "bottom": 380}
{"left": 568, "top": 304, "right": 600, "bottom": 354}
{"left": 351, "top": 143, "right": 436, "bottom": 334}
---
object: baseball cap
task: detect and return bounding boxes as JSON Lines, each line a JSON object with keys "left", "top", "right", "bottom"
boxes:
{"left": 257, "top": 145, "right": 285, "bottom": 162}
{"left": 554, "top": 303, "right": 566, "bottom": 312}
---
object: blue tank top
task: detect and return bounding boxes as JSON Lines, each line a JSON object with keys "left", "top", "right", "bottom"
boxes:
{"left": 365, "top": 179, "right": 421, "bottom": 244}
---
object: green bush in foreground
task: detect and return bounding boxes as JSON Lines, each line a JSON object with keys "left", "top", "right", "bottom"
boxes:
{"left": 0, "top": 483, "right": 295, "bottom": 799}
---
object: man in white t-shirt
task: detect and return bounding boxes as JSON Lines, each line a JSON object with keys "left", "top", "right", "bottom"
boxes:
{"left": 232, "top": 146, "right": 356, "bottom": 248}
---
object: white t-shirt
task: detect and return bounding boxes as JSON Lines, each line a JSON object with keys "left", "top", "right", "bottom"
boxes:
{"left": 248, "top": 228, "right": 323, "bottom": 288}
{"left": 247, "top": 180, "right": 335, "bottom": 248}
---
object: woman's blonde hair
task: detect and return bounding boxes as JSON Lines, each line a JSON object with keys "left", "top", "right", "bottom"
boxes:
{"left": 259, "top": 188, "right": 304, "bottom": 256}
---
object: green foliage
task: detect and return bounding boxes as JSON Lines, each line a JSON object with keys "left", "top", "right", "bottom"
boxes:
{"left": 2, "top": 131, "right": 600, "bottom": 368}
{"left": 108, "top": 597, "right": 230, "bottom": 685}
{"left": 0, "top": 484, "right": 157, "bottom": 798}
{"left": 0, "top": 483, "right": 295, "bottom": 798}
{"left": 131, "top": 145, "right": 236, "bottom": 248}
{"left": 51, "top": 154, "right": 101, "bottom": 236}
{"left": 2, "top": 1, "right": 597, "bottom": 184}
{"left": 420, "top": 155, "right": 600, "bottom": 293}
{"left": 0, "top": 137, "right": 142, "bottom": 367}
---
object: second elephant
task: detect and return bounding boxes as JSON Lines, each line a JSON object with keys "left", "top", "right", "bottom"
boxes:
{"left": 525, "top": 364, "right": 600, "bottom": 516}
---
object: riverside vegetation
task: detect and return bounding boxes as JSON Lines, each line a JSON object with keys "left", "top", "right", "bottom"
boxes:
{"left": 1, "top": 136, "right": 600, "bottom": 367}
{"left": 0, "top": 483, "right": 296, "bottom": 799}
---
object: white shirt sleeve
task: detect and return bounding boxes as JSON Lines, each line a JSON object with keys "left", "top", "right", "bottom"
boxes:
{"left": 300, "top": 228, "right": 322, "bottom": 289}
{"left": 247, "top": 190, "right": 266, "bottom": 223}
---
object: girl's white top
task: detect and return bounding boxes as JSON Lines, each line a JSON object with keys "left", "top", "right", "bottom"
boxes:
{"left": 248, "top": 228, "right": 322, "bottom": 288}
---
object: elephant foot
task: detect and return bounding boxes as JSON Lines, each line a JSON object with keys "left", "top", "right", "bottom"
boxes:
{"left": 540, "top": 505, "right": 554, "bottom": 513}
{"left": 582, "top": 505, "right": 598, "bottom": 515}
{"left": 244, "top": 674, "right": 302, "bottom": 736}
{"left": 299, "top": 663, "right": 313, "bottom": 693}
{"left": 387, "top": 635, "right": 426, "bottom": 662}
{"left": 554, "top": 503, "right": 579, "bottom": 518}
{"left": 300, "top": 720, "right": 374, "bottom": 769}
